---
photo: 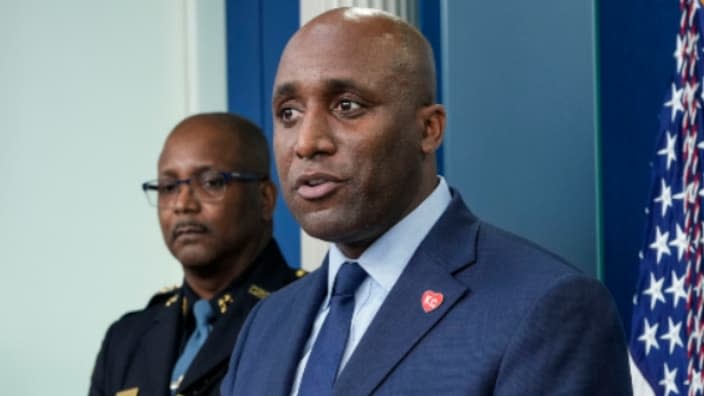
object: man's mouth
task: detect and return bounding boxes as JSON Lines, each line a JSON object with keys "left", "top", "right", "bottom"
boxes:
{"left": 294, "top": 173, "right": 343, "bottom": 200}
{"left": 172, "top": 222, "right": 209, "bottom": 241}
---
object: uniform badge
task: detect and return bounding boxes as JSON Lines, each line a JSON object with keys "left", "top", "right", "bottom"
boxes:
{"left": 218, "top": 294, "right": 234, "bottom": 314}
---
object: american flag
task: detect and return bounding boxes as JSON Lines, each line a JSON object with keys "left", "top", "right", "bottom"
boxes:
{"left": 630, "top": 1, "right": 704, "bottom": 395}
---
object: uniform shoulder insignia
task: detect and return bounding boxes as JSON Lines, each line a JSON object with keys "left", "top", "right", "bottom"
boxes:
{"left": 295, "top": 269, "right": 308, "bottom": 278}
{"left": 158, "top": 284, "right": 179, "bottom": 294}
{"left": 146, "top": 285, "right": 180, "bottom": 308}
{"left": 248, "top": 284, "right": 270, "bottom": 299}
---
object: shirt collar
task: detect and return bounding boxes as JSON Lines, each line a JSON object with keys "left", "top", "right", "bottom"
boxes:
{"left": 180, "top": 240, "right": 276, "bottom": 319}
{"left": 326, "top": 176, "right": 452, "bottom": 298}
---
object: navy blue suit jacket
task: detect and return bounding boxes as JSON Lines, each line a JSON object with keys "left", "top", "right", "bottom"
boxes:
{"left": 221, "top": 191, "right": 632, "bottom": 395}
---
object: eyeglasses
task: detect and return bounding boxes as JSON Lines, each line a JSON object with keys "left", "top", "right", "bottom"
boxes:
{"left": 141, "top": 170, "right": 267, "bottom": 208}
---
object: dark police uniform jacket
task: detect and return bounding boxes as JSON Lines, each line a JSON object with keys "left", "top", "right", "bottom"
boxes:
{"left": 89, "top": 240, "right": 303, "bottom": 396}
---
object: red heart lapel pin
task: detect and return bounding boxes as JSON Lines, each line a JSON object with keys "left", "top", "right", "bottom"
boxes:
{"left": 421, "top": 290, "right": 444, "bottom": 313}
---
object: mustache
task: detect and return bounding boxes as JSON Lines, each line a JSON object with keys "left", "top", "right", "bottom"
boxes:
{"left": 171, "top": 221, "right": 210, "bottom": 242}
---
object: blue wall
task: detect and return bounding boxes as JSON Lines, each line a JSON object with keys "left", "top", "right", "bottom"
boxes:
{"left": 442, "top": 0, "right": 598, "bottom": 276}
{"left": 226, "top": 0, "right": 301, "bottom": 267}
{"left": 597, "top": 0, "right": 679, "bottom": 331}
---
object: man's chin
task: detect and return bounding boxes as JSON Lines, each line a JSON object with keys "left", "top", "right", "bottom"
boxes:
{"left": 173, "top": 247, "right": 216, "bottom": 269}
{"left": 298, "top": 212, "right": 359, "bottom": 243}
{"left": 298, "top": 218, "right": 338, "bottom": 242}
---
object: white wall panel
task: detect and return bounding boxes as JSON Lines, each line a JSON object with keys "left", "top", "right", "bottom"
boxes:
{"left": 0, "top": 1, "right": 225, "bottom": 393}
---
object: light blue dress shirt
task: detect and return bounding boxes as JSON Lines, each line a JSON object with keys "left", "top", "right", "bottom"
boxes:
{"left": 291, "top": 177, "right": 452, "bottom": 395}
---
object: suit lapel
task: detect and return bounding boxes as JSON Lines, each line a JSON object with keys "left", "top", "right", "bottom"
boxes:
{"left": 334, "top": 192, "right": 480, "bottom": 395}
{"left": 262, "top": 262, "right": 329, "bottom": 395}
{"left": 139, "top": 300, "right": 181, "bottom": 396}
{"left": 333, "top": 253, "right": 467, "bottom": 395}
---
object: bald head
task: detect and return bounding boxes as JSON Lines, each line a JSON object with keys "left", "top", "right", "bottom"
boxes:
{"left": 284, "top": 7, "right": 437, "bottom": 106}
{"left": 163, "top": 112, "right": 270, "bottom": 176}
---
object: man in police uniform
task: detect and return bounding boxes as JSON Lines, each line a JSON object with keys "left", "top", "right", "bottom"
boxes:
{"left": 89, "top": 113, "right": 303, "bottom": 396}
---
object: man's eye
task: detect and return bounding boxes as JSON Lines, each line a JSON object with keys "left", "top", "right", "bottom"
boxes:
{"left": 334, "top": 99, "right": 363, "bottom": 114}
{"left": 202, "top": 176, "right": 227, "bottom": 190}
{"left": 158, "top": 182, "right": 178, "bottom": 194}
{"left": 279, "top": 108, "right": 301, "bottom": 122}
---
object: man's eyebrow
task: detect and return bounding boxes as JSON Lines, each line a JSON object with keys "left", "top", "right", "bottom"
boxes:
{"left": 273, "top": 82, "right": 297, "bottom": 101}
{"left": 273, "top": 78, "right": 370, "bottom": 101}
{"left": 158, "top": 165, "right": 214, "bottom": 178}
{"left": 326, "top": 78, "right": 366, "bottom": 95}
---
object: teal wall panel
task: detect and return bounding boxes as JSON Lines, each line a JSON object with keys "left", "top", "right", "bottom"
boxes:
{"left": 442, "top": 0, "right": 598, "bottom": 276}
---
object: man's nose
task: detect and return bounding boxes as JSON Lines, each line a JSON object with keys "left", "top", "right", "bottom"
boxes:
{"left": 172, "top": 182, "right": 200, "bottom": 212}
{"left": 294, "top": 106, "right": 336, "bottom": 159}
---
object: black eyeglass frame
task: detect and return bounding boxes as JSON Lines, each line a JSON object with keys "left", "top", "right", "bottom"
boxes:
{"left": 141, "top": 171, "right": 268, "bottom": 208}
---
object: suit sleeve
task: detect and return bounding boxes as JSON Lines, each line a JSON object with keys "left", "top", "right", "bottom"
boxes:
{"left": 494, "top": 275, "right": 633, "bottom": 396}
{"left": 220, "top": 299, "right": 263, "bottom": 396}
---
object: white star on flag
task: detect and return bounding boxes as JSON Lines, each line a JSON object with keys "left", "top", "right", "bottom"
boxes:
{"left": 650, "top": 226, "right": 671, "bottom": 263}
{"left": 675, "top": 34, "right": 686, "bottom": 73}
{"left": 639, "top": 318, "right": 660, "bottom": 355}
{"left": 659, "top": 363, "right": 679, "bottom": 396}
{"left": 657, "top": 132, "right": 677, "bottom": 171}
{"left": 654, "top": 178, "right": 673, "bottom": 217}
{"left": 665, "top": 271, "right": 688, "bottom": 308}
{"left": 643, "top": 273, "right": 666, "bottom": 310}
{"left": 665, "top": 83, "right": 684, "bottom": 122}
{"left": 668, "top": 224, "right": 690, "bottom": 261}
{"left": 660, "top": 317, "right": 683, "bottom": 354}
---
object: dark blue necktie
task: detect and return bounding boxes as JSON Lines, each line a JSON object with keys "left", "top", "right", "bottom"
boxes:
{"left": 170, "top": 299, "right": 214, "bottom": 394}
{"left": 298, "top": 262, "right": 367, "bottom": 396}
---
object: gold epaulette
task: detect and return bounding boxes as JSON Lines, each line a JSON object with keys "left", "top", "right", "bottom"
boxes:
{"left": 248, "top": 284, "right": 270, "bottom": 299}
{"left": 146, "top": 285, "right": 180, "bottom": 308}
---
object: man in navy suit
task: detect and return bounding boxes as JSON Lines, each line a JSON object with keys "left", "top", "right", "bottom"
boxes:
{"left": 221, "top": 7, "right": 632, "bottom": 395}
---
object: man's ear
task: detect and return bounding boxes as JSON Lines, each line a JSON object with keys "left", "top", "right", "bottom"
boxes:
{"left": 259, "top": 180, "right": 277, "bottom": 222}
{"left": 419, "top": 104, "right": 446, "bottom": 154}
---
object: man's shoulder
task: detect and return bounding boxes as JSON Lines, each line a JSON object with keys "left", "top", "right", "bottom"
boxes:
{"left": 145, "top": 284, "right": 181, "bottom": 307}
{"left": 267, "top": 267, "right": 315, "bottom": 297}
{"left": 256, "top": 258, "right": 306, "bottom": 287}
{"left": 475, "top": 221, "right": 580, "bottom": 276}
{"left": 105, "top": 286, "right": 180, "bottom": 334}
{"left": 251, "top": 239, "right": 308, "bottom": 287}
{"left": 462, "top": 220, "right": 612, "bottom": 315}
{"left": 251, "top": 267, "right": 317, "bottom": 313}
{"left": 430, "top": 189, "right": 579, "bottom": 280}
